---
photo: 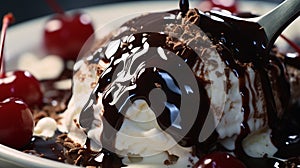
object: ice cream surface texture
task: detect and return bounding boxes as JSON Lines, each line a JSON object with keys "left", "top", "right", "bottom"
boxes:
{"left": 24, "top": 1, "right": 300, "bottom": 168}
{"left": 53, "top": 4, "right": 300, "bottom": 167}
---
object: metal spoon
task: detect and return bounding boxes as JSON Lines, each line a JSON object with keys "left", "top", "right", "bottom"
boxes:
{"left": 208, "top": 0, "right": 300, "bottom": 51}
{"left": 249, "top": 0, "right": 300, "bottom": 50}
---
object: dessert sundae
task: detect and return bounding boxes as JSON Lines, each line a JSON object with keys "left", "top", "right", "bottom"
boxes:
{"left": 0, "top": 0, "right": 299, "bottom": 168}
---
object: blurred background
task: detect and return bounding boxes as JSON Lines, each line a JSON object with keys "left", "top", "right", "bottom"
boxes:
{"left": 0, "top": 0, "right": 284, "bottom": 27}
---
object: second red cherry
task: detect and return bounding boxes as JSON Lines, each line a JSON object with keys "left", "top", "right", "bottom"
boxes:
{"left": 43, "top": 12, "right": 95, "bottom": 60}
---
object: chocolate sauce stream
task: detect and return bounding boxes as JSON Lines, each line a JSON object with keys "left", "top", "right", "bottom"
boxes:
{"left": 179, "top": 0, "right": 189, "bottom": 16}
{"left": 23, "top": 132, "right": 66, "bottom": 162}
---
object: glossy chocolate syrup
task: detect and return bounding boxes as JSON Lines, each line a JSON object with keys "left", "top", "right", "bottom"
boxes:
{"left": 23, "top": 131, "right": 66, "bottom": 162}
{"left": 83, "top": 9, "right": 281, "bottom": 143}
{"left": 179, "top": 0, "right": 189, "bottom": 16}
{"left": 77, "top": 3, "right": 298, "bottom": 168}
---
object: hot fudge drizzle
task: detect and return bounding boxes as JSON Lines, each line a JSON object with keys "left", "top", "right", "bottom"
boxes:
{"left": 78, "top": 4, "right": 299, "bottom": 168}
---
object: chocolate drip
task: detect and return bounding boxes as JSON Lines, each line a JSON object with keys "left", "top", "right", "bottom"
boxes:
{"left": 179, "top": 0, "right": 189, "bottom": 16}
{"left": 272, "top": 101, "right": 300, "bottom": 159}
{"left": 235, "top": 70, "right": 251, "bottom": 157}
{"left": 100, "top": 149, "right": 125, "bottom": 168}
{"left": 79, "top": 93, "right": 98, "bottom": 130}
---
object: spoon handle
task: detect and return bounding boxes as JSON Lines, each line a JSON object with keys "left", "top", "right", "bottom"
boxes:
{"left": 256, "top": 0, "right": 300, "bottom": 47}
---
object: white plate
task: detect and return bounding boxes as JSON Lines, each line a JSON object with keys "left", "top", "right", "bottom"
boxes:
{"left": 1, "top": 1, "right": 299, "bottom": 168}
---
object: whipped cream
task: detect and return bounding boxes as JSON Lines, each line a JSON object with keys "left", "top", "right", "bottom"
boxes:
{"left": 57, "top": 58, "right": 107, "bottom": 150}
{"left": 33, "top": 117, "right": 57, "bottom": 138}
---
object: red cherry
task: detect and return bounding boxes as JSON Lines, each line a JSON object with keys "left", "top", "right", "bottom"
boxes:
{"left": 0, "top": 13, "right": 43, "bottom": 107}
{"left": 0, "top": 70, "right": 43, "bottom": 106}
{"left": 43, "top": 0, "right": 95, "bottom": 60}
{"left": 194, "top": 151, "right": 246, "bottom": 168}
{"left": 208, "top": 0, "right": 238, "bottom": 13}
{"left": 0, "top": 97, "right": 34, "bottom": 149}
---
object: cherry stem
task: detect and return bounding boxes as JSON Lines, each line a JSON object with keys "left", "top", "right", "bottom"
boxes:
{"left": 280, "top": 34, "right": 300, "bottom": 54}
{"left": 45, "top": 0, "right": 65, "bottom": 15}
{"left": 0, "top": 13, "right": 14, "bottom": 78}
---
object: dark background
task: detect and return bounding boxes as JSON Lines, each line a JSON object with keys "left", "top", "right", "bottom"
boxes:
{"left": 0, "top": 0, "right": 144, "bottom": 26}
{"left": 0, "top": 0, "right": 283, "bottom": 27}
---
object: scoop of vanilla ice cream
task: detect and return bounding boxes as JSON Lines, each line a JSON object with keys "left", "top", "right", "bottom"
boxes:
{"left": 64, "top": 9, "right": 285, "bottom": 166}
